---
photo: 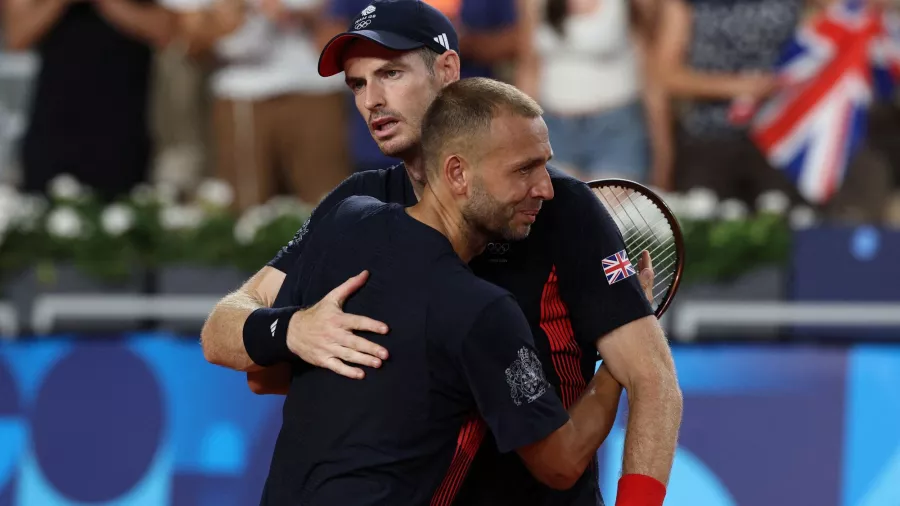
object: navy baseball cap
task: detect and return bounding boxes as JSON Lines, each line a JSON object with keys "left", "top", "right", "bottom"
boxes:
{"left": 318, "top": 0, "right": 460, "bottom": 77}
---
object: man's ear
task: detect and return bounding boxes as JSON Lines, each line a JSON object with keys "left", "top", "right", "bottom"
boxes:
{"left": 434, "top": 50, "right": 461, "bottom": 84}
{"left": 443, "top": 153, "right": 470, "bottom": 197}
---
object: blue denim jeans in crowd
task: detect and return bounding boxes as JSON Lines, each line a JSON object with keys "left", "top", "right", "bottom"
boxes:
{"left": 543, "top": 100, "right": 650, "bottom": 182}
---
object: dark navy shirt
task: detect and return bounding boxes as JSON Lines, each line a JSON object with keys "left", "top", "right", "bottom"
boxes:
{"left": 267, "top": 165, "right": 653, "bottom": 505}
{"left": 261, "top": 196, "right": 570, "bottom": 505}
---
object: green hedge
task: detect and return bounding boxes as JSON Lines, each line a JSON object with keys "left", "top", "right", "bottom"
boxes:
{"left": 0, "top": 177, "right": 797, "bottom": 286}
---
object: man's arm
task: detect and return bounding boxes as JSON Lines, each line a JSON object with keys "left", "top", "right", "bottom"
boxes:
{"left": 258, "top": 0, "right": 321, "bottom": 30}
{"left": 247, "top": 362, "right": 291, "bottom": 394}
{"left": 655, "top": 0, "right": 778, "bottom": 100}
{"left": 2, "top": 0, "right": 70, "bottom": 50}
{"left": 596, "top": 316, "right": 682, "bottom": 486}
{"left": 202, "top": 174, "right": 393, "bottom": 387}
{"left": 515, "top": 363, "right": 623, "bottom": 489}
{"left": 549, "top": 178, "right": 680, "bottom": 502}
{"left": 94, "top": 0, "right": 176, "bottom": 48}
{"left": 175, "top": 0, "right": 245, "bottom": 58}
{"left": 201, "top": 266, "right": 286, "bottom": 372}
{"left": 458, "top": 296, "right": 624, "bottom": 490}
{"left": 205, "top": 264, "right": 391, "bottom": 375}
{"left": 631, "top": 0, "right": 674, "bottom": 191}
{"left": 513, "top": 0, "right": 540, "bottom": 99}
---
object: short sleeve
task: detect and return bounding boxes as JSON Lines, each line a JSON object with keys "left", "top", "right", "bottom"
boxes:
{"left": 267, "top": 173, "right": 362, "bottom": 272}
{"left": 458, "top": 296, "right": 570, "bottom": 454}
{"left": 550, "top": 179, "right": 654, "bottom": 348}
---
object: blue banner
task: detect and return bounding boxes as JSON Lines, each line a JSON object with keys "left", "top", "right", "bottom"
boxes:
{"left": 790, "top": 226, "right": 900, "bottom": 339}
{"left": 1, "top": 334, "right": 899, "bottom": 505}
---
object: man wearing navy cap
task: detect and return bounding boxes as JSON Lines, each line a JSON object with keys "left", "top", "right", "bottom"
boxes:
{"left": 199, "top": 1, "right": 682, "bottom": 506}
{"left": 318, "top": 0, "right": 521, "bottom": 174}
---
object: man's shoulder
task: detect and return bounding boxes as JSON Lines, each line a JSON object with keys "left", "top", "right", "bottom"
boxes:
{"left": 547, "top": 165, "right": 595, "bottom": 203}
{"left": 430, "top": 263, "right": 512, "bottom": 320}
{"left": 352, "top": 163, "right": 405, "bottom": 181}
{"left": 320, "top": 195, "right": 397, "bottom": 233}
{"left": 346, "top": 163, "right": 410, "bottom": 196}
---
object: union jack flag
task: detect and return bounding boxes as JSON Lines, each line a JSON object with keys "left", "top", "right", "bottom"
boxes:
{"left": 741, "top": 0, "right": 900, "bottom": 204}
{"left": 602, "top": 249, "right": 636, "bottom": 286}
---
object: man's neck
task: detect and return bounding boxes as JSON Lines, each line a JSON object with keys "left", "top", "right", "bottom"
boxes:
{"left": 401, "top": 151, "right": 426, "bottom": 201}
{"left": 406, "top": 188, "right": 486, "bottom": 263}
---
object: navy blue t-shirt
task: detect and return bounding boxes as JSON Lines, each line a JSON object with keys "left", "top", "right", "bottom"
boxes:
{"left": 267, "top": 165, "right": 653, "bottom": 505}
{"left": 261, "top": 196, "right": 569, "bottom": 506}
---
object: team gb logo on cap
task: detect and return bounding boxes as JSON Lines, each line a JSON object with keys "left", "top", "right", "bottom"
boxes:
{"left": 355, "top": 5, "right": 377, "bottom": 29}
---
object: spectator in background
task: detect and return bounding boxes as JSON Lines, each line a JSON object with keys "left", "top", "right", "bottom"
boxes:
{"left": 516, "top": 0, "right": 673, "bottom": 188}
{"left": 655, "top": 0, "right": 804, "bottom": 208}
{"left": 3, "top": 0, "right": 173, "bottom": 200}
{"left": 870, "top": 97, "right": 900, "bottom": 224}
{"left": 170, "top": 0, "right": 350, "bottom": 211}
{"left": 657, "top": 0, "right": 893, "bottom": 218}
{"left": 320, "top": 0, "right": 522, "bottom": 173}
{"left": 149, "top": 34, "right": 214, "bottom": 198}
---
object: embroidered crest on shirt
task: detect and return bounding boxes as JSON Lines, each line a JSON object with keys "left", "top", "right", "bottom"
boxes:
{"left": 506, "top": 347, "right": 548, "bottom": 406}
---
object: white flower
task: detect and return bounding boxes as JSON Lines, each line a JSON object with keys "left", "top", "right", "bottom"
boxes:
{"left": 682, "top": 187, "right": 719, "bottom": 220}
{"left": 0, "top": 188, "right": 48, "bottom": 234}
{"left": 0, "top": 183, "right": 17, "bottom": 206}
{"left": 234, "top": 205, "right": 272, "bottom": 245}
{"left": 659, "top": 191, "right": 685, "bottom": 216}
{"left": 196, "top": 178, "right": 234, "bottom": 209}
{"left": 0, "top": 184, "right": 20, "bottom": 231}
{"left": 46, "top": 206, "right": 84, "bottom": 239}
{"left": 789, "top": 205, "right": 817, "bottom": 229}
{"left": 718, "top": 198, "right": 749, "bottom": 221}
{"left": 234, "top": 217, "right": 259, "bottom": 245}
{"left": 48, "top": 174, "right": 84, "bottom": 201}
{"left": 264, "top": 196, "right": 314, "bottom": 220}
{"left": 101, "top": 203, "right": 135, "bottom": 236}
{"left": 15, "top": 195, "right": 48, "bottom": 232}
{"left": 155, "top": 182, "right": 179, "bottom": 206}
{"left": 131, "top": 183, "right": 156, "bottom": 205}
{"left": 160, "top": 204, "right": 204, "bottom": 231}
{"left": 756, "top": 190, "right": 790, "bottom": 215}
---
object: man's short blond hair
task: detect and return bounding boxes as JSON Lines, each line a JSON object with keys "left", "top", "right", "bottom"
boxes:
{"left": 421, "top": 77, "right": 544, "bottom": 180}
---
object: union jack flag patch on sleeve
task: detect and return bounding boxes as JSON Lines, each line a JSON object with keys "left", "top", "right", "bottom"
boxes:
{"left": 602, "top": 249, "right": 636, "bottom": 285}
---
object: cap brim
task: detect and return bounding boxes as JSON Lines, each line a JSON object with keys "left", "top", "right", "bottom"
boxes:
{"left": 318, "top": 30, "right": 425, "bottom": 77}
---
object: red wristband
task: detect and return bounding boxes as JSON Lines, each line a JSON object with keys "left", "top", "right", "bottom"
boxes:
{"left": 614, "top": 474, "right": 667, "bottom": 506}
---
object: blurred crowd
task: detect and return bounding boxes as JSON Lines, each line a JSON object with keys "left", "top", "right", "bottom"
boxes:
{"left": 1, "top": 0, "right": 900, "bottom": 223}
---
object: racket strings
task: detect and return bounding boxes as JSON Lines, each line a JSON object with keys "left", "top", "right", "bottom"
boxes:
{"left": 623, "top": 217, "right": 672, "bottom": 255}
{"left": 602, "top": 189, "right": 672, "bottom": 255}
{"left": 591, "top": 186, "right": 678, "bottom": 307}
{"left": 595, "top": 187, "right": 674, "bottom": 251}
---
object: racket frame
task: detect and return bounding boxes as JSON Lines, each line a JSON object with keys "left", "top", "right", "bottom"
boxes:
{"left": 586, "top": 178, "right": 686, "bottom": 318}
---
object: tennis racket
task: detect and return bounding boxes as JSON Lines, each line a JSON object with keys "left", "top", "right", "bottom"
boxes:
{"left": 587, "top": 179, "right": 685, "bottom": 318}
